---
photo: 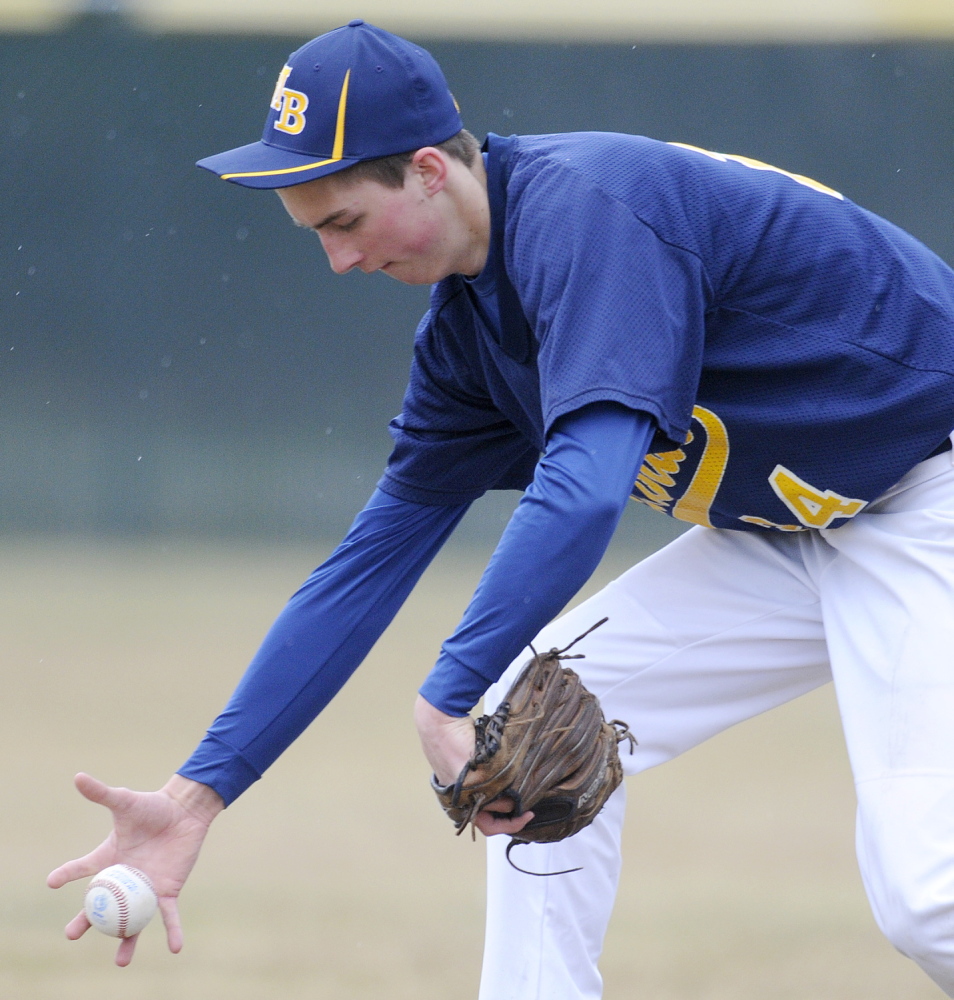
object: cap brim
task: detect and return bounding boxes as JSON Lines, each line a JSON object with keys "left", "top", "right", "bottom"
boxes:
{"left": 196, "top": 139, "right": 359, "bottom": 190}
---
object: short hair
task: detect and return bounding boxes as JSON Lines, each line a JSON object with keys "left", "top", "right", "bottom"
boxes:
{"left": 337, "top": 129, "right": 480, "bottom": 188}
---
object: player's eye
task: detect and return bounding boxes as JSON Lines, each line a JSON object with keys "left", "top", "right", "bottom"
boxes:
{"left": 335, "top": 216, "right": 361, "bottom": 232}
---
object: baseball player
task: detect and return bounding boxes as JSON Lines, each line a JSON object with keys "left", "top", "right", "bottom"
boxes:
{"left": 48, "top": 21, "right": 954, "bottom": 998}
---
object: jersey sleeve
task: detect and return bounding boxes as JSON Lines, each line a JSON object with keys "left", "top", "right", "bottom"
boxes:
{"left": 177, "top": 488, "right": 469, "bottom": 805}
{"left": 419, "top": 402, "right": 655, "bottom": 715}
{"left": 506, "top": 155, "right": 710, "bottom": 446}
{"left": 378, "top": 304, "right": 541, "bottom": 505}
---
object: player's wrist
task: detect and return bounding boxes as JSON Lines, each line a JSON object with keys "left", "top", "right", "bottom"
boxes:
{"left": 414, "top": 693, "right": 468, "bottom": 732}
{"left": 414, "top": 695, "right": 476, "bottom": 785}
{"left": 162, "top": 774, "right": 225, "bottom": 824}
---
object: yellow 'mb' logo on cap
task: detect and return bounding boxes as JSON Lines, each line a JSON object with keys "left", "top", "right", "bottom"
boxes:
{"left": 270, "top": 64, "right": 308, "bottom": 135}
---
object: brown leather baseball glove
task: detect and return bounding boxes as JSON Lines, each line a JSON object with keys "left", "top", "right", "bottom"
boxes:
{"left": 431, "top": 618, "right": 635, "bottom": 874}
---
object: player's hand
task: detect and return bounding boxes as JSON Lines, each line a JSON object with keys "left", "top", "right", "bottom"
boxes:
{"left": 47, "top": 772, "right": 224, "bottom": 966}
{"left": 413, "top": 694, "right": 533, "bottom": 837}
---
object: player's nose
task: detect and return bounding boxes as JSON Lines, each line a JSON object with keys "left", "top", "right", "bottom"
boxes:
{"left": 319, "top": 234, "right": 363, "bottom": 275}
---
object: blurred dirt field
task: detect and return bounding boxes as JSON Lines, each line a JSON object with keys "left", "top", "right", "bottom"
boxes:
{"left": 0, "top": 532, "right": 946, "bottom": 999}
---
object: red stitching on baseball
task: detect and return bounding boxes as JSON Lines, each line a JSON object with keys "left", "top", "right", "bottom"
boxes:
{"left": 88, "top": 879, "right": 130, "bottom": 937}
{"left": 124, "top": 867, "right": 156, "bottom": 893}
{"left": 87, "top": 867, "right": 155, "bottom": 939}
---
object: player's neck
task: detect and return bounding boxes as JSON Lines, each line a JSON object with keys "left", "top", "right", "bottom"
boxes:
{"left": 447, "top": 154, "right": 491, "bottom": 278}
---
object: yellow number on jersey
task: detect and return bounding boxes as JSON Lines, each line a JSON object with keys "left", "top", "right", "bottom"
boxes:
{"left": 669, "top": 143, "right": 843, "bottom": 201}
{"left": 768, "top": 465, "right": 866, "bottom": 529}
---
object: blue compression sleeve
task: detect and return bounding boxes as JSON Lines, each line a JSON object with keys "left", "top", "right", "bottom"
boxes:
{"left": 178, "top": 490, "right": 469, "bottom": 805}
{"left": 420, "top": 402, "right": 655, "bottom": 715}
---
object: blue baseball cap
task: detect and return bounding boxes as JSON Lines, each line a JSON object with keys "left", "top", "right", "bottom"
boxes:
{"left": 196, "top": 21, "right": 463, "bottom": 189}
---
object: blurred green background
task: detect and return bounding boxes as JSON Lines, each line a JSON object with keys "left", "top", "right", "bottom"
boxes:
{"left": 2, "top": 11, "right": 953, "bottom": 539}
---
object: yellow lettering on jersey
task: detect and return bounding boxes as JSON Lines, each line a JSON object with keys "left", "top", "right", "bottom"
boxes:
{"left": 638, "top": 463, "right": 676, "bottom": 490}
{"left": 632, "top": 438, "right": 689, "bottom": 512}
{"left": 768, "top": 464, "right": 866, "bottom": 529}
{"left": 669, "top": 142, "right": 843, "bottom": 201}
{"left": 643, "top": 448, "right": 683, "bottom": 486}
{"left": 738, "top": 515, "right": 805, "bottom": 532}
{"left": 270, "top": 65, "right": 293, "bottom": 111}
{"left": 634, "top": 473, "right": 673, "bottom": 506}
{"left": 672, "top": 406, "right": 729, "bottom": 528}
{"left": 274, "top": 88, "right": 309, "bottom": 135}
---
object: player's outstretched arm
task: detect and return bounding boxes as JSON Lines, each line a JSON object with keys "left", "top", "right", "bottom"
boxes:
{"left": 47, "top": 772, "right": 224, "bottom": 967}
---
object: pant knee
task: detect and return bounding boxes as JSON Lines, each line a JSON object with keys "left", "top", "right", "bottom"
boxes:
{"left": 866, "top": 876, "right": 954, "bottom": 994}
{"left": 856, "top": 780, "right": 954, "bottom": 993}
{"left": 879, "top": 896, "right": 950, "bottom": 962}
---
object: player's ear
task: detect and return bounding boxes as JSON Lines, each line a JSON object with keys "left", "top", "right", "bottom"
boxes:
{"left": 410, "top": 147, "right": 449, "bottom": 196}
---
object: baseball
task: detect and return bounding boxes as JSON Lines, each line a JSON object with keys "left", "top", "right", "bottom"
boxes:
{"left": 84, "top": 864, "right": 158, "bottom": 938}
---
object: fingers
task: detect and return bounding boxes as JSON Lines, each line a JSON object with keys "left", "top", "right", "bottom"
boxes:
{"left": 73, "top": 771, "right": 111, "bottom": 803}
{"left": 74, "top": 772, "right": 133, "bottom": 812}
{"left": 47, "top": 841, "right": 117, "bottom": 888}
{"left": 473, "top": 794, "right": 536, "bottom": 836}
{"left": 114, "top": 933, "right": 139, "bottom": 966}
{"left": 474, "top": 809, "right": 534, "bottom": 837}
{"left": 158, "top": 895, "right": 184, "bottom": 954}
{"left": 65, "top": 910, "right": 91, "bottom": 941}
{"left": 48, "top": 861, "right": 93, "bottom": 889}
{"left": 47, "top": 865, "right": 78, "bottom": 890}
{"left": 48, "top": 776, "right": 115, "bottom": 888}
{"left": 65, "top": 910, "right": 141, "bottom": 967}
{"left": 61, "top": 897, "right": 177, "bottom": 967}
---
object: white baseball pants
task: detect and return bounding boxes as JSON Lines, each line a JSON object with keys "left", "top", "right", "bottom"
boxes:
{"left": 479, "top": 443, "right": 954, "bottom": 999}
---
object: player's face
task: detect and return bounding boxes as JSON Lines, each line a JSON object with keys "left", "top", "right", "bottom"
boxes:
{"left": 277, "top": 159, "right": 473, "bottom": 285}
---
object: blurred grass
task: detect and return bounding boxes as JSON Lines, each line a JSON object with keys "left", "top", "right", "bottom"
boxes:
{"left": 0, "top": 534, "right": 944, "bottom": 999}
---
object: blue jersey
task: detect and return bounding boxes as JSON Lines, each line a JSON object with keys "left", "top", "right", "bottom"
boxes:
{"left": 381, "top": 132, "right": 954, "bottom": 532}
{"left": 179, "top": 133, "right": 954, "bottom": 803}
